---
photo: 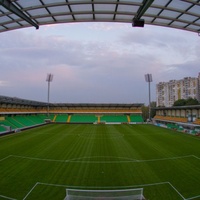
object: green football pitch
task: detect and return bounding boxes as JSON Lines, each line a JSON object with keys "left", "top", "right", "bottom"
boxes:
{"left": 0, "top": 124, "right": 200, "bottom": 200}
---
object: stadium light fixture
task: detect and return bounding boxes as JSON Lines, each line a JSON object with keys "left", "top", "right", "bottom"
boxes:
{"left": 46, "top": 73, "right": 53, "bottom": 117}
{"left": 132, "top": 19, "right": 145, "bottom": 27}
{"left": 145, "top": 74, "right": 153, "bottom": 121}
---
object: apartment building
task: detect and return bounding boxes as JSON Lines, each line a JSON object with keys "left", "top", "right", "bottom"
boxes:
{"left": 156, "top": 73, "right": 200, "bottom": 107}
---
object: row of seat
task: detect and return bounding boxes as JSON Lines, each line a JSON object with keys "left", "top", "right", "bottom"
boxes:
{"left": 0, "top": 107, "right": 142, "bottom": 113}
{"left": 53, "top": 114, "right": 144, "bottom": 123}
{"left": 0, "top": 114, "right": 49, "bottom": 131}
{"left": 0, "top": 114, "right": 144, "bottom": 133}
{"left": 0, "top": 108, "right": 46, "bottom": 112}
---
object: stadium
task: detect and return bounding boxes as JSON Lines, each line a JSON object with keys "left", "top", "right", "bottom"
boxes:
{"left": 0, "top": 1, "right": 200, "bottom": 200}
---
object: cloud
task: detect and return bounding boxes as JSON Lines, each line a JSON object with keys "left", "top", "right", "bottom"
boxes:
{"left": 88, "top": 22, "right": 130, "bottom": 31}
{"left": 0, "top": 23, "right": 199, "bottom": 104}
{"left": 0, "top": 80, "right": 9, "bottom": 86}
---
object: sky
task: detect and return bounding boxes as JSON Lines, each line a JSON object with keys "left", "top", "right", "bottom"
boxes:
{"left": 0, "top": 22, "right": 200, "bottom": 105}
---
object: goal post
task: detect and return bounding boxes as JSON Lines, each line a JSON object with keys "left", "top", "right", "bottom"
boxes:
{"left": 65, "top": 188, "right": 144, "bottom": 200}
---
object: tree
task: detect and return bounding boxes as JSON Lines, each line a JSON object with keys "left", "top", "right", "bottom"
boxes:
{"left": 150, "top": 101, "right": 156, "bottom": 118}
{"left": 141, "top": 105, "right": 149, "bottom": 122}
{"left": 185, "top": 98, "right": 199, "bottom": 105}
{"left": 173, "top": 98, "right": 199, "bottom": 106}
{"left": 173, "top": 99, "right": 186, "bottom": 106}
{"left": 141, "top": 101, "right": 156, "bottom": 122}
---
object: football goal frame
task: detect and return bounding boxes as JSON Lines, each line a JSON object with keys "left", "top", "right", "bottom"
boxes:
{"left": 65, "top": 188, "right": 144, "bottom": 200}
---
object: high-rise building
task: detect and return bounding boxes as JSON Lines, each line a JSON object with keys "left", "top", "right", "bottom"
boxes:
{"left": 156, "top": 73, "right": 200, "bottom": 107}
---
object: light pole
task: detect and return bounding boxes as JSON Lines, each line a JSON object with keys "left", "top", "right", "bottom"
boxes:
{"left": 46, "top": 73, "right": 53, "bottom": 117}
{"left": 145, "top": 74, "right": 153, "bottom": 121}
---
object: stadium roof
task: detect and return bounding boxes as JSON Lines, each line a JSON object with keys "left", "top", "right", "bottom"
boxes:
{"left": 0, "top": 95, "right": 143, "bottom": 108}
{"left": 154, "top": 104, "right": 200, "bottom": 110}
{"left": 0, "top": 95, "right": 47, "bottom": 106}
{"left": 52, "top": 103, "right": 143, "bottom": 108}
{"left": 0, "top": 0, "right": 200, "bottom": 34}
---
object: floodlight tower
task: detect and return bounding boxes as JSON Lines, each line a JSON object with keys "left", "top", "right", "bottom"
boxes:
{"left": 46, "top": 73, "right": 53, "bottom": 117}
{"left": 145, "top": 74, "right": 153, "bottom": 121}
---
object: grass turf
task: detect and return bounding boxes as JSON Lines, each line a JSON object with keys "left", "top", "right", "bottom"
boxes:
{"left": 0, "top": 124, "right": 200, "bottom": 200}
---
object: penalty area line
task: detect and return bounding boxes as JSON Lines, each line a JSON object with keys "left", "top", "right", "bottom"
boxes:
{"left": 22, "top": 182, "right": 39, "bottom": 200}
{"left": 0, "top": 155, "right": 13, "bottom": 162}
{"left": 186, "top": 194, "right": 200, "bottom": 200}
{"left": 191, "top": 155, "right": 200, "bottom": 160}
{"left": 123, "top": 182, "right": 185, "bottom": 200}
{"left": 24, "top": 181, "right": 200, "bottom": 200}
{"left": 0, "top": 194, "right": 17, "bottom": 200}
{"left": 167, "top": 182, "right": 185, "bottom": 200}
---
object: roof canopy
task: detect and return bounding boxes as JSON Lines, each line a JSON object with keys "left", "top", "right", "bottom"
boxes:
{"left": 0, "top": 95, "right": 143, "bottom": 108}
{"left": 0, "top": 95, "right": 47, "bottom": 106}
{"left": 0, "top": 0, "right": 200, "bottom": 34}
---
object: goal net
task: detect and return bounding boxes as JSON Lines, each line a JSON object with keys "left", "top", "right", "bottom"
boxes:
{"left": 65, "top": 188, "right": 144, "bottom": 200}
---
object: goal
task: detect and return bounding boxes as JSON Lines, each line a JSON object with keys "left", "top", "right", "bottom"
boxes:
{"left": 65, "top": 188, "right": 144, "bottom": 200}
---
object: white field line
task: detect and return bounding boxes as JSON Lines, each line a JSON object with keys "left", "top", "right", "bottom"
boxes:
{"left": 0, "top": 194, "right": 17, "bottom": 200}
{"left": 22, "top": 182, "right": 39, "bottom": 200}
{"left": 186, "top": 194, "right": 200, "bottom": 200}
{"left": 38, "top": 181, "right": 170, "bottom": 189}
{"left": 23, "top": 181, "right": 171, "bottom": 200}
{"left": 22, "top": 182, "right": 73, "bottom": 200}
{"left": 20, "top": 181, "right": 200, "bottom": 200}
{"left": 2, "top": 155, "right": 200, "bottom": 200}
{"left": 0, "top": 155, "right": 13, "bottom": 162}
{"left": 24, "top": 181, "right": 187, "bottom": 200}
{"left": 7, "top": 154, "right": 200, "bottom": 164}
{"left": 191, "top": 155, "right": 200, "bottom": 160}
{"left": 137, "top": 155, "right": 193, "bottom": 163}
{"left": 11, "top": 155, "right": 69, "bottom": 163}
{"left": 168, "top": 182, "right": 185, "bottom": 200}
{"left": 38, "top": 182, "right": 70, "bottom": 188}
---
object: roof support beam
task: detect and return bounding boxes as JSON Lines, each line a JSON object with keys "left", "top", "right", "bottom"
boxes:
{"left": 0, "top": 0, "right": 39, "bottom": 29}
{"left": 134, "top": 0, "right": 154, "bottom": 20}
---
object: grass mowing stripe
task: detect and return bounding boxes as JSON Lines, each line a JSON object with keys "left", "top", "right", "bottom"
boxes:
{"left": 0, "top": 124, "right": 199, "bottom": 200}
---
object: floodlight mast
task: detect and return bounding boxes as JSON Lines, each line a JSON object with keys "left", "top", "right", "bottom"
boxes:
{"left": 46, "top": 73, "right": 53, "bottom": 117}
{"left": 145, "top": 74, "right": 153, "bottom": 121}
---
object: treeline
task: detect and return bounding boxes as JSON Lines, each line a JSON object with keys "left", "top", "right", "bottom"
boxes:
{"left": 173, "top": 98, "right": 199, "bottom": 106}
